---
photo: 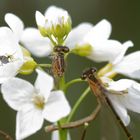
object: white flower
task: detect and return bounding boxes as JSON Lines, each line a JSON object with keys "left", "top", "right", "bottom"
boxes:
{"left": 6, "top": 8, "right": 132, "bottom": 64}
{"left": 102, "top": 49, "right": 140, "bottom": 79}
{"left": 65, "top": 22, "right": 93, "bottom": 50}
{"left": 5, "top": 13, "right": 53, "bottom": 57}
{"left": 36, "top": 6, "right": 71, "bottom": 39}
{"left": 113, "top": 51, "right": 140, "bottom": 79}
{"left": 70, "top": 19, "right": 133, "bottom": 62}
{"left": 26, "top": 21, "right": 93, "bottom": 57}
{"left": 0, "top": 27, "right": 23, "bottom": 83}
{"left": 104, "top": 78, "right": 140, "bottom": 126}
{"left": 1, "top": 69, "right": 71, "bottom": 140}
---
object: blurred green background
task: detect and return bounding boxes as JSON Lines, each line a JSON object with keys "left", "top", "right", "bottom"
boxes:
{"left": 0, "top": 0, "right": 140, "bottom": 140}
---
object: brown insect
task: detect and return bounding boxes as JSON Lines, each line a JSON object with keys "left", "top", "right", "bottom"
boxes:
{"left": 52, "top": 46, "right": 69, "bottom": 77}
{"left": 81, "top": 67, "right": 133, "bottom": 140}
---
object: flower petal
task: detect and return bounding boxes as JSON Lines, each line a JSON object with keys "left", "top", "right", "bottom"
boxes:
{"left": 1, "top": 77, "right": 34, "bottom": 110}
{"left": 0, "top": 27, "right": 23, "bottom": 83}
{"left": 44, "top": 6, "right": 71, "bottom": 27}
{"left": 65, "top": 23, "right": 93, "bottom": 49}
{"left": 43, "top": 90, "right": 71, "bottom": 122}
{"left": 0, "top": 62, "right": 22, "bottom": 83}
{"left": 107, "top": 79, "right": 135, "bottom": 91}
{"left": 35, "top": 11, "right": 45, "bottom": 27}
{"left": 87, "top": 40, "right": 123, "bottom": 62}
{"left": 120, "top": 82, "right": 140, "bottom": 113}
{"left": 114, "top": 51, "right": 140, "bottom": 78}
{"left": 5, "top": 13, "right": 24, "bottom": 41}
{"left": 106, "top": 79, "right": 140, "bottom": 125}
{"left": 112, "top": 41, "right": 133, "bottom": 65}
{"left": 84, "top": 19, "right": 111, "bottom": 43}
{"left": 21, "top": 27, "right": 52, "bottom": 57}
{"left": 0, "top": 27, "right": 21, "bottom": 55}
{"left": 107, "top": 95, "right": 130, "bottom": 126}
{"left": 35, "top": 69, "right": 54, "bottom": 99}
{"left": 16, "top": 105, "right": 44, "bottom": 140}
{"left": 127, "top": 70, "right": 140, "bottom": 79}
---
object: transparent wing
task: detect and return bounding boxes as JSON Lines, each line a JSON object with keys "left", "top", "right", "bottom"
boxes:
{"left": 99, "top": 102, "right": 120, "bottom": 140}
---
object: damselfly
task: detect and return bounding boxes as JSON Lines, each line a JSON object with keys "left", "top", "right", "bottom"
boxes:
{"left": 81, "top": 67, "right": 133, "bottom": 140}
{"left": 52, "top": 46, "right": 69, "bottom": 77}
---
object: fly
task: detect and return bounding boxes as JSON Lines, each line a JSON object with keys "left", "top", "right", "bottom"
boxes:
{"left": 81, "top": 67, "right": 133, "bottom": 140}
{"left": 52, "top": 46, "right": 69, "bottom": 77}
{"left": 0, "top": 55, "right": 13, "bottom": 65}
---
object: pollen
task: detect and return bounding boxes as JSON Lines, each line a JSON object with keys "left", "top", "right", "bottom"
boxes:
{"left": 32, "top": 94, "right": 45, "bottom": 110}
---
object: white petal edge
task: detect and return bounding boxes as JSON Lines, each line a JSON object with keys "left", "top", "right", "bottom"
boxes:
{"left": 107, "top": 79, "right": 135, "bottom": 91}
{"left": 114, "top": 51, "right": 140, "bottom": 77}
{"left": 43, "top": 90, "right": 71, "bottom": 122}
{"left": 87, "top": 40, "right": 122, "bottom": 62}
{"left": 21, "top": 27, "right": 52, "bottom": 57}
{"left": 1, "top": 77, "right": 35, "bottom": 110}
{"left": 113, "top": 41, "right": 133, "bottom": 65}
{"left": 35, "top": 11, "right": 45, "bottom": 27}
{"left": 5, "top": 13, "right": 24, "bottom": 41}
{"left": 65, "top": 22, "right": 93, "bottom": 49}
{"left": 108, "top": 95, "right": 130, "bottom": 126}
{"left": 120, "top": 81, "right": 140, "bottom": 113}
{"left": 16, "top": 106, "right": 44, "bottom": 140}
{"left": 84, "top": 19, "right": 112, "bottom": 43}
{"left": 44, "top": 5, "right": 70, "bottom": 24}
{"left": 35, "top": 69, "right": 54, "bottom": 99}
{"left": 127, "top": 70, "right": 140, "bottom": 79}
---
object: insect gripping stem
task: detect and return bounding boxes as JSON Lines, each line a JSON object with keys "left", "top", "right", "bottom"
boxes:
{"left": 81, "top": 67, "right": 133, "bottom": 140}
{"left": 52, "top": 46, "right": 69, "bottom": 77}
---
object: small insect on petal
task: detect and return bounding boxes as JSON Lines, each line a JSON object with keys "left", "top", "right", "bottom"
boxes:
{"left": 0, "top": 54, "right": 14, "bottom": 65}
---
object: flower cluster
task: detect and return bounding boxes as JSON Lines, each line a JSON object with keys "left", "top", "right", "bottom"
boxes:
{"left": 0, "top": 5, "right": 140, "bottom": 140}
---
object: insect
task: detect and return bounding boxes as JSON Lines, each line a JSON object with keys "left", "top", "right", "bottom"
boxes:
{"left": 0, "top": 54, "right": 13, "bottom": 65}
{"left": 81, "top": 67, "right": 133, "bottom": 140}
{"left": 52, "top": 46, "right": 69, "bottom": 77}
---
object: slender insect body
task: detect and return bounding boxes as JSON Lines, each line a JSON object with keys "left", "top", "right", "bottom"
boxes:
{"left": 81, "top": 67, "right": 133, "bottom": 140}
{"left": 52, "top": 52, "right": 65, "bottom": 77}
{"left": 87, "top": 78, "right": 108, "bottom": 104}
{"left": 52, "top": 46, "right": 69, "bottom": 77}
{"left": 81, "top": 67, "right": 107, "bottom": 102}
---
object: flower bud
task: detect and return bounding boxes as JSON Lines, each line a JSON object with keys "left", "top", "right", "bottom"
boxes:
{"left": 19, "top": 47, "right": 37, "bottom": 75}
{"left": 36, "top": 6, "right": 71, "bottom": 42}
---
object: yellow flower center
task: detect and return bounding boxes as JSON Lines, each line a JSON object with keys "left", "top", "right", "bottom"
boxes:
{"left": 32, "top": 94, "right": 45, "bottom": 110}
{"left": 97, "top": 63, "right": 117, "bottom": 79}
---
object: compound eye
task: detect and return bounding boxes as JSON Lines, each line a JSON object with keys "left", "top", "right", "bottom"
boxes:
{"left": 81, "top": 74, "right": 87, "bottom": 80}
{"left": 63, "top": 47, "right": 69, "bottom": 53}
{"left": 91, "top": 67, "right": 97, "bottom": 74}
{"left": 54, "top": 46, "right": 61, "bottom": 52}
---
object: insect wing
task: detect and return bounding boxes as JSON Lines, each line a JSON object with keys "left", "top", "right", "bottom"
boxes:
{"left": 100, "top": 102, "right": 120, "bottom": 140}
{"left": 87, "top": 78, "right": 123, "bottom": 140}
{"left": 87, "top": 78, "right": 107, "bottom": 104}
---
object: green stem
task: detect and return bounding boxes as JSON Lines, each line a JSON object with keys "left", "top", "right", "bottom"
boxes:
{"left": 49, "top": 35, "right": 57, "bottom": 46}
{"left": 38, "top": 64, "right": 52, "bottom": 68}
{"left": 57, "top": 119, "right": 68, "bottom": 140}
{"left": 57, "top": 76, "right": 68, "bottom": 140}
{"left": 58, "top": 76, "right": 65, "bottom": 90}
{"left": 67, "top": 87, "right": 90, "bottom": 123}
{"left": 63, "top": 78, "right": 84, "bottom": 92}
